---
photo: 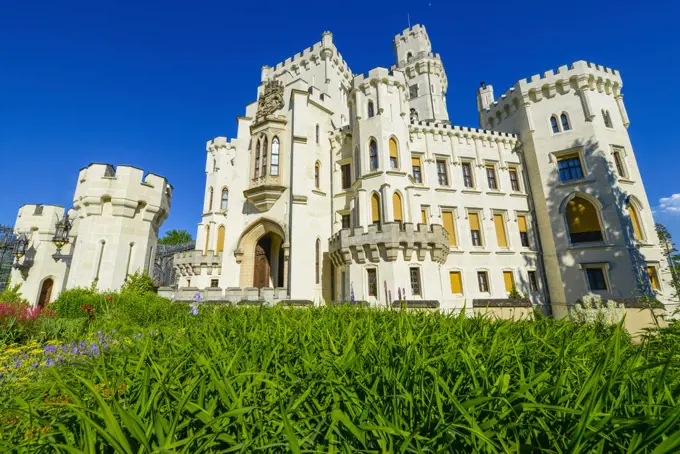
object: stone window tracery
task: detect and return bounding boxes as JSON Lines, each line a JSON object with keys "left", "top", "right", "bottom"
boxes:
{"left": 271, "top": 137, "right": 280, "bottom": 176}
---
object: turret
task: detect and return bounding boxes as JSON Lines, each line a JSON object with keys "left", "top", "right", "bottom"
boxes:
{"left": 476, "top": 82, "right": 494, "bottom": 127}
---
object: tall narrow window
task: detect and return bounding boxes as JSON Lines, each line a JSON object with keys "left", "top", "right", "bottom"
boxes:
{"left": 566, "top": 197, "right": 603, "bottom": 243}
{"left": 628, "top": 203, "right": 644, "bottom": 241}
{"left": 367, "top": 269, "right": 377, "bottom": 296}
{"left": 494, "top": 214, "right": 508, "bottom": 248}
{"left": 509, "top": 168, "right": 520, "bottom": 191}
{"left": 449, "top": 271, "right": 463, "bottom": 294}
{"left": 254, "top": 139, "right": 261, "bottom": 178}
{"left": 95, "top": 240, "right": 106, "bottom": 282}
{"left": 421, "top": 207, "right": 428, "bottom": 224}
{"left": 462, "top": 162, "right": 473, "bottom": 188}
{"left": 368, "top": 101, "right": 375, "bottom": 118}
{"left": 315, "top": 238, "right": 321, "bottom": 284}
{"left": 486, "top": 165, "right": 498, "bottom": 190}
{"left": 341, "top": 214, "right": 351, "bottom": 229}
{"left": 354, "top": 146, "right": 361, "bottom": 179}
{"left": 208, "top": 187, "right": 214, "bottom": 212}
{"left": 528, "top": 271, "right": 538, "bottom": 292}
{"left": 557, "top": 154, "right": 584, "bottom": 181}
{"left": 561, "top": 113, "right": 570, "bottom": 131}
{"left": 125, "top": 242, "right": 134, "bottom": 277}
{"left": 221, "top": 188, "right": 229, "bottom": 210}
{"left": 389, "top": 138, "right": 399, "bottom": 169}
{"left": 613, "top": 150, "right": 626, "bottom": 177}
{"left": 647, "top": 265, "right": 660, "bottom": 290}
{"left": 314, "top": 162, "right": 320, "bottom": 189}
{"left": 503, "top": 271, "right": 514, "bottom": 292}
{"left": 204, "top": 225, "right": 210, "bottom": 255}
{"left": 412, "top": 156, "right": 422, "bottom": 183}
{"left": 477, "top": 271, "right": 489, "bottom": 292}
{"left": 369, "top": 139, "right": 378, "bottom": 170}
{"left": 213, "top": 159, "right": 217, "bottom": 172}
{"left": 392, "top": 192, "right": 403, "bottom": 224}
{"left": 551, "top": 116, "right": 560, "bottom": 133}
{"left": 586, "top": 267, "right": 607, "bottom": 291}
{"left": 437, "top": 160, "right": 449, "bottom": 186}
{"left": 371, "top": 193, "right": 381, "bottom": 226}
{"left": 316, "top": 124, "right": 320, "bottom": 144}
{"left": 262, "top": 138, "right": 268, "bottom": 177}
{"left": 271, "top": 137, "right": 280, "bottom": 176}
{"left": 410, "top": 268, "right": 421, "bottom": 296}
{"left": 603, "top": 110, "right": 613, "bottom": 128}
{"left": 518, "top": 215, "right": 530, "bottom": 247}
{"left": 469, "top": 213, "right": 482, "bottom": 247}
{"left": 216, "top": 225, "right": 225, "bottom": 253}
{"left": 442, "top": 210, "right": 457, "bottom": 247}
{"left": 341, "top": 164, "right": 352, "bottom": 189}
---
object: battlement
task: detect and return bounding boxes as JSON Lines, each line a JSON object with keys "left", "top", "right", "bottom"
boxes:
{"left": 73, "top": 163, "right": 172, "bottom": 224}
{"left": 394, "top": 24, "right": 430, "bottom": 46}
{"left": 15, "top": 204, "right": 66, "bottom": 233}
{"left": 409, "top": 121, "right": 519, "bottom": 145}
{"left": 206, "top": 136, "right": 236, "bottom": 154}
{"left": 351, "top": 67, "right": 407, "bottom": 91}
{"left": 263, "top": 31, "right": 353, "bottom": 84}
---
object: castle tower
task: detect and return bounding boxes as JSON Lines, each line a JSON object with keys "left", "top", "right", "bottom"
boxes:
{"left": 393, "top": 25, "right": 449, "bottom": 123}
{"left": 477, "top": 61, "right": 676, "bottom": 315}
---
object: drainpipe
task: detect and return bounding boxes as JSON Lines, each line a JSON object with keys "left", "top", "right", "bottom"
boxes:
{"left": 287, "top": 97, "right": 295, "bottom": 298}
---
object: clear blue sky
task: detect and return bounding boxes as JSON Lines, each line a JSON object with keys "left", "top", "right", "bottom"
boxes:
{"left": 2, "top": 0, "right": 679, "bottom": 242}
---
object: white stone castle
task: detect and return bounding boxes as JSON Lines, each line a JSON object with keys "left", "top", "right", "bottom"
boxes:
{"left": 11, "top": 24, "right": 676, "bottom": 317}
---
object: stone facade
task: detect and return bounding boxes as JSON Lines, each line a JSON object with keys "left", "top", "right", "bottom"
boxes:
{"left": 11, "top": 164, "right": 172, "bottom": 305}
{"left": 173, "top": 24, "right": 677, "bottom": 315}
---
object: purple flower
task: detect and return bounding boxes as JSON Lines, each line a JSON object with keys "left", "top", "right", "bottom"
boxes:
{"left": 112, "top": 329, "right": 117, "bottom": 334}
{"left": 44, "top": 345, "right": 57, "bottom": 354}
{"left": 14, "top": 361, "right": 22, "bottom": 369}
{"left": 193, "top": 292, "right": 202, "bottom": 303}
{"left": 72, "top": 347, "right": 79, "bottom": 355}
{"left": 189, "top": 305, "right": 199, "bottom": 316}
{"left": 350, "top": 285, "right": 355, "bottom": 305}
{"left": 32, "top": 362, "right": 39, "bottom": 368}
{"left": 45, "top": 359, "right": 55, "bottom": 367}
{"left": 90, "top": 344, "right": 100, "bottom": 356}
{"left": 134, "top": 333, "right": 142, "bottom": 339}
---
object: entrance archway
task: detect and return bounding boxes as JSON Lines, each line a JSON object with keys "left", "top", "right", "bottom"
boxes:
{"left": 253, "top": 233, "right": 285, "bottom": 288}
{"left": 235, "top": 218, "right": 288, "bottom": 289}
{"left": 38, "top": 278, "right": 53, "bottom": 307}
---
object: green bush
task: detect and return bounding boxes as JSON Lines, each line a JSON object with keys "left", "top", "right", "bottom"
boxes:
{"left": 0, "top": 276, "right": 27, "bottom": 305}
{"left": 51, "top": 287, "right": 100, "bottom": 319}
{"left": 120, "top": 271, "right": 155, "bottom": 295}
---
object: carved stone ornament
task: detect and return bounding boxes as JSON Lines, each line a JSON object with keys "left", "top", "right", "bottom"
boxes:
{"left": 255, "top": 79, "right": 285, "bottom": 122}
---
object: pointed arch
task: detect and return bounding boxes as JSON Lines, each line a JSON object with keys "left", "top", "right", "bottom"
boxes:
{"left": 562, "top": 193, "right": 604, "bottom": 244}
{"left": 392, "top": 191, "right": 403, "bottom": 224}
{"left": 389, "top": 137, "right": 399, "bottom": 169}
{"left": 628, "top": 196, "right": 645, "bottom": 241}
{"left": 371, "top": 192, "right": 382, "bottom": 226}
{"left": 220, "top": 187, "right": 229, "bottom": 210}
{"left": 369, "top": 138, "right": 378, "bottom": 171}
{"left": 560, "top": 112, "right": 571, "bottom": 131}
{"left": 262, "top": 136, "right": 269, "bottom": 176}
{"left": 550, "top": 115, "right": 560, "bottom": 133}
{"left": 368, "top": 100, "right": 375, "bottom": 118}
{"left": 216, "top": 225, "right": 226, "bottom": 253}
{"left": 271, "top": 136, "right": 280, "bottom": 176}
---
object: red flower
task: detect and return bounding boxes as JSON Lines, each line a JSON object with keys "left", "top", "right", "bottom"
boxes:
{"left": 107, "top": 295, "right": 113, "bottom": 301}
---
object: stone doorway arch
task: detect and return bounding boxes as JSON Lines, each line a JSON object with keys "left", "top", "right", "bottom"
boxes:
{"left": 234, "top": 218, "right": 288, "bottom": 289}
{"left": 38, "top": 278, "right": 54, "bottom": 307}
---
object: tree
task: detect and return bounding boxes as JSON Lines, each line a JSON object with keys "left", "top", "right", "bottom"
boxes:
{"left": 655, "top": 223, "right": 680, "bottom": 299}
{"left": 158, "top": 229, "right": 193, "bottom": 245}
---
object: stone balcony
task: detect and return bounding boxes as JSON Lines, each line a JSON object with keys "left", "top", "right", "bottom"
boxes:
{"left": 174, "top": 249, "right": 222, "bottom": 276}
{"left": 243, "top": 175, "right": 286, "bottom": 212}
{"left": 329, "top": 222, "right": 449, "bottom": 265}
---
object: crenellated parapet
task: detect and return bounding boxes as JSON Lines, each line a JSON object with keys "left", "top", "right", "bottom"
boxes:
{"left": 481, "top": 60, "right": 624, "bottom": 129}
{"left": 174, "top": 250, "right": 223, "bottom": 277}
{"left": 72, "top": 163, "right": 172, "bottom": 228}
{"left": 409, "top": 121, "right": 519, "bottom": 151}
{"left": 15, "top": 204, "right": 68, "bottom": 235}
{"left": 351, "top": 67, "right": 408, "bottom": 94}
{"left": 328, "top": 222, "right": 449, "bottom": 266}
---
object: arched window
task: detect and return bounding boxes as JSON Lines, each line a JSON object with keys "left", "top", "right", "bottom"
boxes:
{"left": 628, "top": 202, "right": 644, "bottom": 241}
{"left": 204, "top": 225, "right": 210, "bottom": 255}
{"left": 406, "top": 51, "right": 413, "bottom": 61}
{"left": 314, "top": 161, "right": 320, "bottom": 189}
{"left": 271, "top": 137, "right": 280, "bottom": 175}
{"left": 566, "top": 196, "right": 603, "bottom": 243}
{"left": 262, "top": 136, "right": 268, "bottom": 176}
{"left": 550, "top": 116, "right": 560, "bottom": 133}
{"left": 389, "top": 137, "right": 399, "bottom": 169}
{"left": 368, "top": 101, "right": 375, "bottom": 118}
{"left": 392, "top": 192, "right": 403, "bottom": 224}
{"left": 354, "top": 146, "right": 361, "bottom": 179}
{"left": 369, "top": 139, "right": 378, "bottom": 171}
{"left": 315, "top": 124, "right": 320, "bottom": 144}
{"left": 315, "top": 238, "right": 321, "bottom": 284}
{"left": 221, "top": 188, "right": 229, "bottom": 210}
{"left": 254, "top": 139, "right": 261, "bottom": 178}
{"left": 371, "top": 193, "right": 381, "bottom": 226}
{"left": 561, "top": 113, "right": 570, "bottom": 131}
{"left": 216, "top": 225, "right": 225, "bottom": 253}
{"left": 208, "top": 187, "right": 214, "bottom": 212}
{"left": 603, "top": 110, "right": 613, "bottom": 128}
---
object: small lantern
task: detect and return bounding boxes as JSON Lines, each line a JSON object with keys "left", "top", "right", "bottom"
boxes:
{"left": 12, "top": 234, "right": 28, "bottom": 259}
{"left": 52, "top": 213, "right": 72, "bottom": 253}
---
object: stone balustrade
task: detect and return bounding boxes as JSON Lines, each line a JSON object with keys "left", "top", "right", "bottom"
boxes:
{"left": 329, "top": 222, "right": 449, "bottom": 265}
{"left": 173, "top": 250, "right": 222, "bottom": 276}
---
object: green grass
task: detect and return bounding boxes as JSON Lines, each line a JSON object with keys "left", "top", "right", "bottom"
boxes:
{"left": 1, "top": 303, "right": 680, "bottom": 452}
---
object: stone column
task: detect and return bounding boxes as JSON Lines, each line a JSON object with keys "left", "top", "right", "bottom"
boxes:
{"left": 521, "top": 96, "right": 536, "bottom": 133}
{"left": 615, "top": 94, "right": 630, "bottom": 128}
{"left": 576, "top": 76, "right": 595, "bottom": 121}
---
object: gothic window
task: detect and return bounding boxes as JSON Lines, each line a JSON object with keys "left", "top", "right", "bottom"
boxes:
{"left": 221, "top": 188, "right": 229, "bottom": 210}
{"left": 412, "top": 155, "right": 422, "bottom": 183}
{"left": 271, "top": 137, "right": 280, "bottom": 175}
{"left": 389, "top": 137, "right": 399, "bottom": 169}
{"left": 315, "top": 238, "right": 321, "bottom": 284}
{"left": 371, "top": 192, "right": 381, "bottom": 226}
{"left": 262, "top": 137, "right": 268, "bottom": 176}
{"left": 216, "top": 225, "right": 225, "bottom": 253}
{"left": 565, "top": 196, "right": 604, "bottom": 244}
{"left": 561, "top": 113, "right": 571, "bottom": 131}
{"left": 550, "top": 116, "right": 560, "bottom": 133}
{"left": 392, "top": 192, "right": 403, "bottom": 224}
{"left": 628, "top": 201, "right": 644, "bottom": 241}
{"left": 254, "top": 139, "right": 261, "bottom": 178}
{"left": 314, "top": 161, "right": 320, "bottom": 189}
{"left": 369, "top": 139, "right": 378, "bottom": 170}
{"left": 368, "top": 101, "right": 375, "bottom": 118}
{"left": 204, "top": 225, "right": 210, "bottom": 255}
{"left": 316, "top": 124, "right": 320, "bottom": 144}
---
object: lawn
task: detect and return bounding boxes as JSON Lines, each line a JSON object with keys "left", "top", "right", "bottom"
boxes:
{"left": 1, "top": 282, "right": 679, "bottom": 452}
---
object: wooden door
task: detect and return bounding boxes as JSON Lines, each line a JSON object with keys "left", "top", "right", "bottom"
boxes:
{"left": 254, "top": 245, "right": 270, "bottom": 288}
{"left": 38, "top": 278, "right": 53, "bottom": 307}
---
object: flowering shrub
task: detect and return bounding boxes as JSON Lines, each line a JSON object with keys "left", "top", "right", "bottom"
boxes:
{"left": 572, "top": 295, "right": 625, "bottom": 324}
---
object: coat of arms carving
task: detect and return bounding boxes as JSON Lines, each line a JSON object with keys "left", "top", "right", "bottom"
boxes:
{"left": 255, "top": 79, "right": 285, "bottom": 122}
